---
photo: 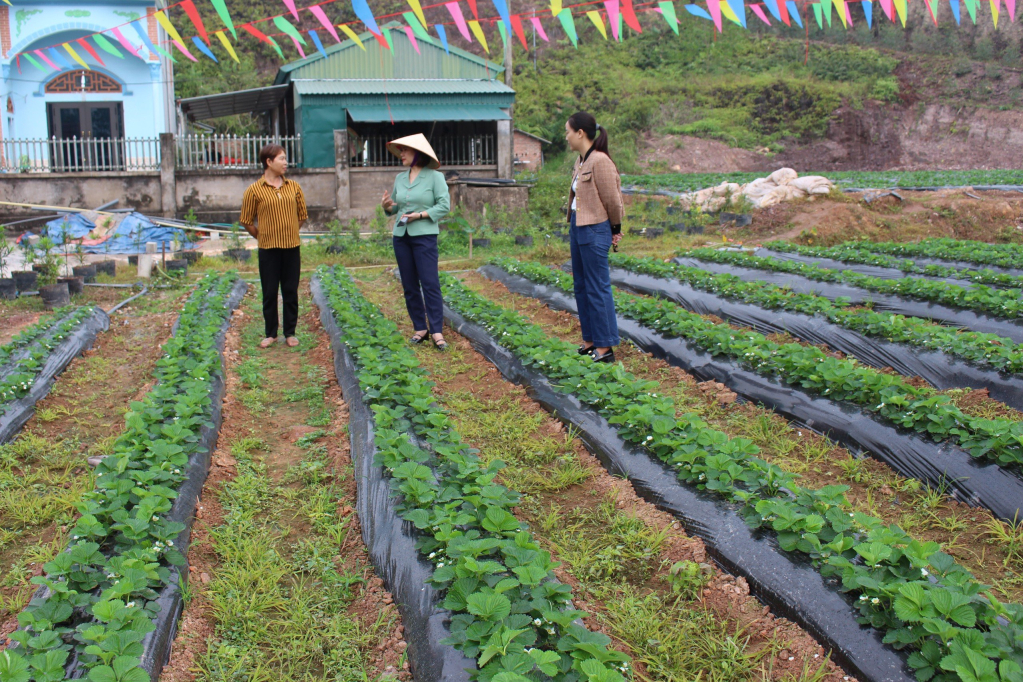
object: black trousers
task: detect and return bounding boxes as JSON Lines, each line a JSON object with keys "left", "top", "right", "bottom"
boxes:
{"left": 393, "top": 233, "right": 443, "bottom": 335}
{"left": 258, "top": 246, "right": 301, "bottom": 338}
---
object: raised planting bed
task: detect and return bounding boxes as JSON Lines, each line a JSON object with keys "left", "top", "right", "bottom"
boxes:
{"left": 0, "top": 305, "right": 109, "bottom": 444}
{"left": 3, "top": 272, "right": 245, "bottom": 682}
{"left": 438, "top": 272, "right": 1023, "bottom": 682}
{"left": 311, "top": 265, "right": 633, "bottom": 682}
{"left": 850, "top": 238, "right": 1023, "bottom": 272}
{"left": 606, "top": 254, "right": 1023, "bottom": 411}
{"left": 763, "top": 242, "right": 1023, "bottom": 290}
{"left": 676, "top": 250, "right": 1023, "bottom": 343}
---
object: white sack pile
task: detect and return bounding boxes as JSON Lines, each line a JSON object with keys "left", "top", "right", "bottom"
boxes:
{"left": 679, "top": 168, "right": 834, "bottom": 212}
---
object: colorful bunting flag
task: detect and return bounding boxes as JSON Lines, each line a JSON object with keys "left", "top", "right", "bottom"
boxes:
{"left": 726, "top": 0, "right": 747, "bottom": 26}
{"left": 551, "top": 0, "right": 562, "bottom": 15}
{"left": 110, "top": 27, "right": 142, "bottom": 58}
{"left": 63, "top": 42, "right": 91, "bottom": 69}
{"left": 893, "top": 0, "right": 907, "bottom": 24}
{"left": 761, "top": 0, "right": 782, "bottom": 22}
{"left": 435, "top": 23, "right": 450, "bottom": 52}
{"left": 1007, "top": 0, "right": 1016, "bottom": 21}
{"left": 351, "top": 0, "right": 382, "bottom": 35}
{"left": 468, "top": 19, "right": 489, "bottom": 52}
{"left": 403, "top": 25, "right": 422, "bottom": 53}
{"left": 266, "top": 35, "right": 286, "bottom": 58}
{"left": 949, "top": 0, "right": 961, "bottom": 22}
{"left": 586, "top": 9, "right": 608, "bottom": 37}
{"left": 192, "top": 36, "right": 219, "bottom": 61}
{"left": 36, "top": 49, "right": 61, "bottom": 71}
{"left": 812, "top": 1, "right": 823, "bottom": 26}
{"left": 530, "top": 16, "right": 550, "bottom": 40}
{"left": 658, "top": 1, "right": 680, "bottom": 31}
{"left": 242, "top": 22, "right": 284, "bottom": 58}
{"left": 879, "top": 0, "right": 895, "bottom": 22}
{"left": 605, "top": 0, "right": 621, "bottom": 38}
{"left": 76, "top": 37, "right": 105, "bottom": 66}
{"left": 491, "top": 0, "right": 513, "bottom": 33}
{"left": 621, "top": 0, "right": 643, "bottom": 31}
{"left": 862, "top": 0, "right": 873, "bottom": 26}
{"left": 408, "top": 0, "right": 429, "bottom": 27}
{"left": 403, "top": 12, "right": 434, "bottom": 42}
{"left": 685, "top": 3, "right": 714, "bottom": 19}
{"left": 446, "top": 2, "right": 473, "bottom": 40}
{"left": 309, "top": 6, "right": 342, "bottom": 43}
{"left": 274, "top": 16, "right": 308, "bottom": 47}
{"left": 557, "top": 8, "right": 578, "bottom": 46}
{"left": 372, "top": 27, "right": 390, "bottom": 49}
{"left": 93, "top": 34, "right": 124, "bottom": 59}
{"left": 707, "top": 0, "right": 724, "bottom": 31}
{"left": 989, "top": 0, "right": 999, "bottom": 25}
{"left": 466, "top": 0, "right": 479, "bottom": 18}
{"left": 751, "top": 2, "right": 772, "bottom": 22}
{"left": 309, "top": 29, "right": 330, "bottom": 58}
{"left": 288, "top": 34, "right": 306, "bottom": 57}
{"left": 338, "top": 23, "right": 367, "bottom": 49}
{"left": 181, "top": 0, "right": 210, "bottom": 45}
{"left": 381, "top": 25, "right": 394, "bottom": 51}
{"left": 923, "top": 0, "right": 939, "bottom": 23}
{"left": 215, "top": 31, "right": 241, "bottom": 62}
{"left": 283, "top": 0, "right": 300, "bottom": 20}
{"left": 820, "top": 0, "right": 833, "bottom": 26}
{"left": 510, "top": 15, "right": 529, "bottom": 48}
{"left": 964, "top": 0, "right": 978, "bottom": 22}
{"left": 787, "top": 1, "right": 802, "bottom": 26}
{"left": 24, "top": 52, "right": 47, "bottom": 72}
{"left": 719, "top": 0, "right": 742, "bottom": 24}
{"left": 173, "top": 40, "right": 199, "bottom": 61}
{"left": 154, "top": 12, "right": 195, "bottom": 59}
{"left": 209, "top": 0, "right": 237, "bottom": 39}
{"left": 48, "top": 47, "right": 73, "bottom": 69}
{"left": 840, "top": 0, "right": 851, "bottom": 26}
{"left": 496, "top": 19, "right": 508, "bottom": 49}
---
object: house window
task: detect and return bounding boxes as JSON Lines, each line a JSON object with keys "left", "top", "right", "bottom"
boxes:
{"left": 45, "top": 70, "right": 122, "bottom": 94}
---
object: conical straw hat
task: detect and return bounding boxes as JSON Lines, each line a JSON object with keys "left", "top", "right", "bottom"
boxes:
{"left": 386, "top": 133, "right": 441, "bottom": 170}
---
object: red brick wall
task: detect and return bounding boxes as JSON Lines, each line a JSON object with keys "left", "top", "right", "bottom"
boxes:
{"left": 0, "top": 6, "right": 11, "bottom": 61}
{"left": 513, "top": 132, "right": 543, "bottom": 172}
{"left": 147, "top": 8, "right": 159, "bottom": 59}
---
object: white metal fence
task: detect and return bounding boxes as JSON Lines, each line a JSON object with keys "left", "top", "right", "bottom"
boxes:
{"left": 0, "top": 137, "right": 161, "bottom": 172}
{"left": 354, "top": 134, "right": 496, "bottom": 167}
{"left": 176, "top": 134, "right": 303, "bottom": 170}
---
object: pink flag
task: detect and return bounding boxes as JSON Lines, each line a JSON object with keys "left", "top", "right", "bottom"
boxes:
{"left": 706, "top": 0, "right": 723, "bottom": 30}
{"left": 288, "top": 34, "right": 306, "bottom": 57}
{"left": 844, "top": 0, "right": 854, "bottom": 23}
{"left": 34, "top": 49, "right": 60, "bottom": 70}
{"left": 445, "top": 2, "right": 473, "bottom": 40}
{"left": 172, "top": 39, "right": 198, "bottom": 61}
{"left": 604, "top": 0, "right": 621, "bottom": 38}
{"left": 1007, "top": 0, "right": 1016, "bottom": 20}
{"left": 309, "top": 5, "right": 342, "bottom": 42}
{"left": 283, "top": 0, "right": 300, "bottom": 20}
{"left": 530, "top": 16, "right": 550, "bottom": 40}
{"left": 878, "top": 0, "right": 894, "bottom": 19}
{"left": 403, "top": 26, "right": 422, "bottom": 52}
{"left": 110, "top": 27, "right": 142, "bottom": 57}
{"left": 750, "top": 2, "right": 772, "bottom": 22}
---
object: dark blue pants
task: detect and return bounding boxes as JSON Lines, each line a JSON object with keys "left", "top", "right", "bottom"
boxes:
{"left": 393, "top": 233, "right": 444, "bottom": 335}
{"left": 569, "top": 214, "right": 619, "bottom": 348}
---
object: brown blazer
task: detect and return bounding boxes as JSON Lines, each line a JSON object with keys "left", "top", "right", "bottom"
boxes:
{"left": 568, "top": 150, "right": 624, "bottom": 229}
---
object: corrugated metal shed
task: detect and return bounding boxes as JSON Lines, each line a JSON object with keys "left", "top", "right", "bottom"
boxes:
{"left": 292, "top": 79, "right": 513, "bottom": 96}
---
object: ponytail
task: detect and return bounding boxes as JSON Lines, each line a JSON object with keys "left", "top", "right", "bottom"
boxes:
{"left": 567, "top": 111, "right": 611, "bottom": 160}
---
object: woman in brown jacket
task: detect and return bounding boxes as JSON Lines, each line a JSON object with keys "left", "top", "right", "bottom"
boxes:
{"left": 565, "top": 112, "right": 624, "bottom": 363}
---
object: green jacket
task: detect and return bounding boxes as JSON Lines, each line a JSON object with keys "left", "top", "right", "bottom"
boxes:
{"left": 387, "top": 167, "right": 451, "bottom": 237}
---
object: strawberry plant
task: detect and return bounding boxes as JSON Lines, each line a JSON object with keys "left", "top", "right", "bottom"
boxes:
{"left": 853, "top": 239, "right": 1023, "bottom": 271}
{"left": 440, "top": 270, "right": 1023, "bottom": 682}
{"left": 766, "top": 242, "right": 1023, "bottom": 290}
{"left": 314, "top": 266, "right": 632, "bottom": 682}
{"left": 683, "top": 248, "right": 1023, "bottom": 321}
{"left": 2, "top": 272, "right": 240, "bottom": 682}
{"left": 493, "top": 258, "right": 1023, "bottom": 470}
{"left": 622, "top": 170, "right": 1023, "bottom": 193}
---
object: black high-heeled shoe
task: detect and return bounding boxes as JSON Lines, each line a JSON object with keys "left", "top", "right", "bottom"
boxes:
{"left": 591, "top": 349, "right": 615, "bottom": 364}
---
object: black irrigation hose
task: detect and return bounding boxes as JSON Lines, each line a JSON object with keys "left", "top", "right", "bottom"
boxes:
{"left": 479, "top": 265, "right": 1023, "bottom": 524}
{"left": 106, "top": 284, "right": 149, "bottom": 315}
{"left": 606, "top": 265, "right": 1023, "bottom": 413}
{"left": 311, "top": 277, "right": 476, "bottom": 682}
{"left": 0, "top": 307, "right": 109, "bottom": 444}
{"left": 441, "top": 290, "right": 915, "bottom": 682}
{"left": 673, "top": 257, "right": 1023, "bottom": 344}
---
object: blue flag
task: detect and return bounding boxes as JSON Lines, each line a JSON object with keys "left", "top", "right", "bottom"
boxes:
{"left": 352, "top": 0, "right": 381, "bottom": 35}
{"left": 309, "top": 29, "right": 330, "bottom": 59}
{"left": 787, "top": 0, "right": 803, "bottom": 25}
{"left": 435, "top": 24, "right": 450, "bottom": 53}
{"left": 192, "top": 35, "right": 219, "bottom": 62}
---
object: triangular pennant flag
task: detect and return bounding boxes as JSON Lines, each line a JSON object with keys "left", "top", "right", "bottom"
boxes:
{"left": 309, "top": 6, "right": 342, "bottom": 43}
{"left": 862, "top": 0, "right": 873, "bottom": 26}
{"left": 351, "top": 0, "right": 382, "bottom": 35}
{"left": 492, "top": 0, "right": 513, "bottom": 33}
{"left": 382, "top": 26, "right": 394, "bottom": 51}
{"left": 339, "top": 23, "right": 367, "bottom": 48}
{"left": 209, "top": 0, "right": 237, "bottom": 39}
{"left": 551, "top": 0, "right": 562, "bottom": 15}
{"left": 510, "top": 15, "right": 529, "bottom": 48}
{"left": 283, "top": 0, "right": 300, "bottom": 20}
{"left": 309, "top": 29, "right": 330, "bottom": 58}
{"left": 76, "top": 37, "right": 105, "bottom": 66}
{"left": 605, "top": 0, "right": 621, "bottom": 38}
{"left": 530, "top": 16, "right": 550, "bottom": 40}
{"left": 403, "top": 26, "right": 421, "bottom": 53}
{"left": 93, "top": 34, "right": 124, "bottom": 58}
{"left": 923, "top": 0, "right": 939, "bottom": 23}
{"left": 131, "top": 21, "right": 170, "bottom": 61}
{"left": 838, "top": 0, "right": 850, "bottom": 26}
{"left": 403, "top": 12, "right": 434, "bottom": 41}
{"left": 24, "top": 52, "right": 47, "bottom": 72}
{"left": 154, "top": 11, "right": 195, "bottom": 59}
{"left": 990, "top": 0, "right": 999, "bottom": 25}
{"left": 658, "top": 1, "right": 681, "bottom": 31}
{"left": 893, "top": 0, "right": 907, "bottom": 24}
{"left": 111, "top": 27, "right": 141, "bottom": 57}
{"left": 1007, "top": 0, "right": 1016, "bottom": 21}
{"left": 879, "top": 0, "right": 894, "bottom": 21}
{"left": 762, "top": 0, "right": 783, "bottom": 21}
{"left": 192, "top": 35, "right": 219, "bottom": 61}
{"left": 557, "top": 8, "right": 578, "bottom": 46}
{"left": 468, "top": 19, "right": 489, "bottom": 52}
{"left": 266, "top": 35, "right": 286, "bottom": 58}
{"left": 215, "top": 31, "right": 241, "bottom": 62}
{"left": 621, "top": 0, "right": 643, "bottom": 30}
{"left": 446, "top": 3, "right": 473, "bottom": 40}
{"left": 467, "top": 0, "right": 479, "bottom": 18}
{"left": 496, "top": 19, "right": 509, "bottom": 49}
{"left": 274, "top": 16, "right": 308, "bottom": 46}
{"left": 408, "top": 0, "right": 429, "bottom": 27}
{"left": 964, "top": 0, "right": 977, "bottom": 22}
{"left": 719, "top": 0, "right": 742, "bottom": 23}
{"left": 288, "top": 34, "right": 306, "bottom": 57}
{"left": 706, "top": 0, "right": 724, "bottom": 30}
{"left": 812, "top": 1, "right": 824, "bottom": 26}
{"left": 436, "top": 23, "right": 451, "bottom": 51}
{"left": 371, "top": 28, "right": 390, "bottom": 49}
{"left": 787, "top": 0, "right": 803, "bottom": 25}
{"left": 725, "top": 0, "right": 746, "bottom": 25}
{"left": 586, "top": 10, "right": 608, "bottom": 37}
{"left": 820, "top": 0, "right": 833, "bottom": 26}
{"left": 35, "top": 49, "right": 60, "bottom": 70}
{"left": 750, "top": 2, "right": 772, "bottom": 22}
{"left": 181, "top": 0, "right": 210, "bottom": 45}
{"left": 48, "top": 47, "right": 73, "bottom": 69}
{"left": 685, "top": 3, "right": 714, "bottom": 19}
{"left": 777, "top": 0, "right": 790, "bottom": 25}
{"left": 949, "top": 0, "right": 961, "bottom": 22}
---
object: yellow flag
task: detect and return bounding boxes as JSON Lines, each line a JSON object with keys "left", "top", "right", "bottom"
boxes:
{"left": 989, "top": 0, "right": 999, "bottom": 24}
{"left": 155, "top": 11, "right": 189, "bottom": 47}
{"left": 468, "top": 19, "right": 489, "bottom": 52}
{"left": 551, "top": 0, "right": 562, "bottom": 15}
{"left": 719, "top": 1, "right": 742, "bottom": 23}
{"left": 338, "top": 23, "right": 367, "bottom": 49}
{"left": 408, "top": 0, "right": 429, "bottom": 29}
{"left": 64, "top": 43, "right": 91, "bottom": 69}
{"left": 893, "top": 0, "right": 908, "bottom": 24}
{"left": 585, "top": 10, "right": 608, "bottom": 37}
{"left": 837, "top": 0, "right": 848, "bottom": 25}
{"left": 215, "top": 31, "right": 240, "bottom": 62}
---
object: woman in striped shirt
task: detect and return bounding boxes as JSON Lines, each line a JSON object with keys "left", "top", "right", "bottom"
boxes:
{"left": 240, "top": 143, "right": 308, "bottom": 349}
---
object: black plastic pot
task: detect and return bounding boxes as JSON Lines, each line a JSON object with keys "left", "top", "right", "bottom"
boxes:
{"left": 473, "top": 238, "right": 491, "bottom": 249}
{"left": 666, "top": 206, "right": 680, "bottom": 215}
{"left": 128, "top": 255, "right": 139, "bottom": 266}
{"left": 644, "top": 200, "right": 659, "bottom": 211}
{"left": 58, "top": 276, "right": 84, "bottom": 295}
{"left": 225, "top": 248, "right": 251, "bottom": 262}
{"left": 72, "top": 264, "right": 97, "bottom": 283}
{"left": 514, "top": 235, "right": 534, "bottom": 247}
{"left": 645, "top": 228, "right": 665, "bottom": 239}
{"left": 40, "top": 282, "right": 70, "bottom": 309}
{"left": 12, "top": 270, "right": 37, "bottom": 291}
{"left": 32, "top": 263, "right": 45, "bottom": 272}
{"left": 719, "top": 212, "right": 752, "bottom": 227}
{"left": 325, "top": 244, "right": 345, "bottom": 255}
{"left": 181, "top": 251, "right": 204, "bottom": 264}
{"left": 0, "top": 278, "right": 16, "bottom": 300}
{"left": 628, "top": 227, "right": 644, "bottom": 236}
{"left": 164, "top": 259, "right": 188, "bottom": 275}
{"left": 94, "top": 260, "right": 117, "bottom": 277}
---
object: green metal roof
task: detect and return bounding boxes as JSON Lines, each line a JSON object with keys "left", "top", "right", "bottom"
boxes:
{"left": 345, "top": 104, "right": 510, "bottom": 122}
{"left": 274, "top": 21, "right": 505, "bottom": 85}
{"left": 292, "top": 79, "right": 514, "bottom": 96}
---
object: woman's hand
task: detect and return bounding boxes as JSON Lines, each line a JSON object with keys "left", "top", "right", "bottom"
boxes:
{"left": 381, "top": 190, "right": 396, "bottom": 213}
{"left": 612, "top": 233, "right": 623, "bottom": 247}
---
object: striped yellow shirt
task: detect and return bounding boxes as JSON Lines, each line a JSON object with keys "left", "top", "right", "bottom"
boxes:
{"left": 239, "top": 177, "right": 307, "bottom": 249}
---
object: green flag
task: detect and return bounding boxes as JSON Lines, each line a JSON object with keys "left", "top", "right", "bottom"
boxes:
{"left": 273, "top": 16, "right": 307, "bottom": 45}
{"left": 93, "top": 34, "right": 124, "bottom": 58}
{"left": 210, "top": 0, "right": 237, "bottom": 39}
{"left": 557, "top": 9, "right": 578, "bottom": 47}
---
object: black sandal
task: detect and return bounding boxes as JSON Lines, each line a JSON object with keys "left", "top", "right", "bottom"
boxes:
{"left": 432, "top": 334, "right": 448, "bottom": 351}
{"left": 410, "top": 332, "right": 428, "bottom": 344}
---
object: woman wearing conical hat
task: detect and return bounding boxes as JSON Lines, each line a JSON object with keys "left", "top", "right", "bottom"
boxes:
{"left": 381, "top": 133, "right": 452, "bottom": 350}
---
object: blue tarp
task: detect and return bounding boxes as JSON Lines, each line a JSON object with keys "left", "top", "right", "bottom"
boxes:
{"left": 42, "top": 212, "right": 197, "bottom": 254}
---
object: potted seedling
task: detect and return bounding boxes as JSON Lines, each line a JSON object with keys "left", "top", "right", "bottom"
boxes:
{"left": 225, "top": 223, "right": 250, "bottom": 261}
{"left": 0, "top": 240, "right": 16, "bottom": 300}
{"left": 13, "top": 239, "right": 38, "bottom": 292}
{"left": 71, "top": 240, "right": 96, "bottom": 282}
{"left": 36, "top": 237, "right": 69, "bottom": 308}
{"left": 129, "top": 221, "right": 145, "bottom": 266}
{"left": 181, "top": 212, "right": 204, "bottom": 264}
{"left": 95, "top": 240, "right": 117, "bottom": 278}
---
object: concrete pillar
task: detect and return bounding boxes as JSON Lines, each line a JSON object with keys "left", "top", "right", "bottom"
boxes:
{"left": 334, "top": 129, "right": 351, "bottom": 222}
{"left": 496, "top": 119, "right": 513, "bottom": 179}
{"left": 159, "top": 132, "right": 176, "bottom": 219}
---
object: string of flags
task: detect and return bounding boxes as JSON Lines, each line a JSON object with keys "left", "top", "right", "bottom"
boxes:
{"left": 10, "top": 0, "right": 1015, "bottom": 74}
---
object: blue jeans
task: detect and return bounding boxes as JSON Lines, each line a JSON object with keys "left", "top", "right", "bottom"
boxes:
{"left": 393, "top": 233, "right": 444, "bottom": 335}
{"left": 569, "top": 214, "right": 619, "bottom": 348}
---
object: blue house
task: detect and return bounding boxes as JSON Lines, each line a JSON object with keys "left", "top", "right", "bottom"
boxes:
{"left": 0, "top": 0, "right": 173, "bottom": 169}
